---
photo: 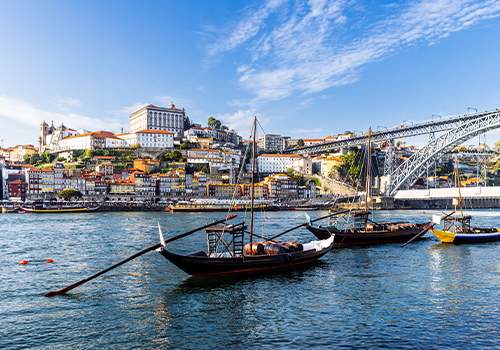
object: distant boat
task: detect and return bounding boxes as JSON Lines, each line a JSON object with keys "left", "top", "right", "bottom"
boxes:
{"left": 305, "top": 128, "right": 430, "bottom": 246}
{"left": 168, "top": 201, "right": 280, "bottom": 212}
{"left": 430, "top": 157, "right": 500, "bottom": 244}
{"left": 431, "top": 215, "right": 500, "bottom": 244}
{"left": 20, "top": 204, "right": 100, "bottom": 213}
{"left": 290, "top": 207, "right": 320, "bottom": 211}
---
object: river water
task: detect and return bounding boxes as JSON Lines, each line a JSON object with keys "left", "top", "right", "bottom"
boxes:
{"left": 1, "top": 209, "right": 500, "bottom": 349}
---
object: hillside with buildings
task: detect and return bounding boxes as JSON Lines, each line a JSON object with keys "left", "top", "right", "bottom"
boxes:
{"left": 1, "top": 102, "right": 499, "bottom": 203}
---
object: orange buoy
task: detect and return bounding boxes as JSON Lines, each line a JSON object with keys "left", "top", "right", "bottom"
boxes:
{"left": 20, "top": 260, "right": 31, "bottom": 265}
{"left": 42, "top": 259, "right": 54, "bottom": 263}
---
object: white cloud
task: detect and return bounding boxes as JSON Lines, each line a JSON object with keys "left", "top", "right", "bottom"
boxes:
{"left": 54, "top": 95, "right": 82, "bottom": 112}
{"left": 109, "top": 102, "right": 147, "bottom": 116}
{"left": 206, "top": 0, "right": 500, "bottom": 103}
{"left": 212, "top": 109, "right": 260, "bottom": 138}
{"left": 288, "top": 127, "right": 324, "bottom": 135}
{"left": 0, "top": 94, "right": 121, "bottom": 132}
{"left": 205, "top": 0, "right": 287, "bottom": 59}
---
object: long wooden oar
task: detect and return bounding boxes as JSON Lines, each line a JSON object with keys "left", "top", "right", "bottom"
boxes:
{"left": 268, "top": 209, "right": 351, "bottom": 241}
{"left": 399, "top": 221, "right": 433, "bottom": 248}
{"left": 45, "top": 215, "right": 237, "bottom": 297}
{"left": 400, "top": 211, "right": 455, "bottom": 248}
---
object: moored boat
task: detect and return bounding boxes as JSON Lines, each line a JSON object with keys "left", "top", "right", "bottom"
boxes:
{"left": 305, "top": 127, "right": 430, "bottom": 246}
{"left": 305, "top": 210, "right": 430, "bottom": 245}
{"left": 168, "top": 200, "right": 280, "bottom": 212}
{"left": 430, "top": 157, "right": 500, "bottom": 244}
{"left": 20, "top": 205, "right": 100, "bottom": 213}
{"left": 430, "top": 215, "right": 500, "bottom": 244}
{"left": 158, "top": 116, "right": 334, "bottom": 276}
{"left": 158, "top": 228, "right": 334, "bottom": 276}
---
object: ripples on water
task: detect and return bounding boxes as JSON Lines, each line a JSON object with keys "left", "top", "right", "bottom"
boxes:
{"left": 1, "top": 210, "right": 500, "bottom": 349}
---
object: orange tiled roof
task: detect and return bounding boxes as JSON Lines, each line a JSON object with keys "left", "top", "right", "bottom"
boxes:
{"left": 259, "top": 154, "right": 301, "bottom": 158}
{"left": 136, "top": 129, "right": 173, "bottom": 134}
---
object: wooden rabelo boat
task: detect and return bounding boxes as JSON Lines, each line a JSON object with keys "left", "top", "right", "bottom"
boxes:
{"left": 430, "top": 215, "right": 500, "bottom": 244}
{"left": 305, "top": 127, "right": 430, "bottom": 246}
{"left": 306, "top": 210, "right": 430, "bottom": 245}
{"left": 156, "top": 117, "right": 335, "bottom": 276}
{"left": 43, "top": 117, "right": 334, "bottom": 297}
{"left": 20, "top": 204, "right": 100, "bottom": 213}
{"left": 430, "top": 157, "right": 500, "bottom": 244}
{"left": 168, "top": 201, "right": 280, "bottom": 212}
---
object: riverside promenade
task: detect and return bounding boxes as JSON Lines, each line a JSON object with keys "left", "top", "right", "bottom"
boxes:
{"left": 394, "top": 186, "right": 500, "bottom": 209}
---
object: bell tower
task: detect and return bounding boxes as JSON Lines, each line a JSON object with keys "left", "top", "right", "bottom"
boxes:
{"left": 39, "top": 121, "right": 48, "bottom": 152}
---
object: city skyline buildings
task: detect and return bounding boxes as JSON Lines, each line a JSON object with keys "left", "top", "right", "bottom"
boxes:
{"left": 1, "top": 0, "right": 500, "bottom": 149}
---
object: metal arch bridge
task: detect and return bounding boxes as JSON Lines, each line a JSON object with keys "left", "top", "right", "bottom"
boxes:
{"left": 282, "top": 110, "right": 498, "bottom": 155}
{"left": 388, "top": 110, "right": 500, "bottom": 196}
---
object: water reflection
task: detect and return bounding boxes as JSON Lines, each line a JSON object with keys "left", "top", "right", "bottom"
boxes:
{"left": 3, "top": 210, "right": 500, "bottom": 349}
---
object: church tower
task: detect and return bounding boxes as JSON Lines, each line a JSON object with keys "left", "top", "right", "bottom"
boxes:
{"left": 39, "top": 121, "right": 48, "bottom": 152}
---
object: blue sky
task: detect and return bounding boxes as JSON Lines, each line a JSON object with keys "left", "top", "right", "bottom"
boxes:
{"left": 1, "top": 0, "right": 500, "bottom": 148}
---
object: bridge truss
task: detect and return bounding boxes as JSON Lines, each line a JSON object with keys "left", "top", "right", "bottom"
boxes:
{"left": 388, "top": 110, "right": 500, "bottom": 196}
{"left": 283, "top": 110, "right": 498, "bottom": 155}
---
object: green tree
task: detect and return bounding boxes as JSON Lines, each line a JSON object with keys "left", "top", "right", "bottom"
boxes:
{"left": 340, "top": 149, "right": 364, "bottom": 179}
{"left": 208, "top": 116, "right": 221, "bottom": 129}
{"left": 309, "top": 177, "right": 321, "bottom": 187}
{"left": 285, "top": 168, "right": 303, "bottom": 184}
{"left": 23, "top": 154, "right": 32, "bottom": 164}
{"left": 58, "top": 189, "right": 83, "bottom": 201}
{"left": 297, "top": 138, "right": 305, "bottom": 147}
{"left": 495, "top": 140, "right": 500, "bottom": 151}
{"left": 171, "top": 150, "right": 183, "bottom": 162}
{"left": 31, "top": 153, "right": 41, "bottom": 165}
{"left": 180, "top": 142, "right": 187, "bottom": 149}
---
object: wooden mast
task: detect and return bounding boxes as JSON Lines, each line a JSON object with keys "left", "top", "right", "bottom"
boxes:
{"left": 365, "top": 127, "right": 371, "bottom": 213}
{"left": 249, "top": 116, "right": 257, "bottom": 255}
{"left": 455, "top": 157, "right": 464, "bottom": 217}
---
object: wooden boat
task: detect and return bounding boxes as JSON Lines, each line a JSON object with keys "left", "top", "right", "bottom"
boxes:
{"left": 168, "top": 202, "right": 280, "bottom": 212}
{"left": 430, "top": 157, "right": 500, "bottom": 244}
{"left": 305, "top": 128, "right": 430, "bottom": 246}
{"left": 431, "top": 215, "right": 500, "bottom": 244}
{"left": 305, "top": 210, "right": 429, "bottom": 245}
{"left": 158, "top": 227, "right": 334, "bottom": 276}
{"left": 290, "top": 207, "right": 320, "bottom": 211}
{"left": 20, "top": 205, "right": 100, "bottom": 213}
{"left": 1, "top": 206, "right": 19, "bottom": 213}
{"left": 156, "top": 117, "right": 335, "bottom": 276}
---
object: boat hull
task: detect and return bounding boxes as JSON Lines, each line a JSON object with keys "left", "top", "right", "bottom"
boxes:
{"left": 306, "top": 224, "right": 429, "bottom": 245}
{"left": 169, "top": 205, "right": 280, "bottom": 212}
{"left": 20, "top": 206, "right": 100, "bottom": 213}
{"left": 431, "top": 228, "right": 500, "bottom": 244}
{"left": 158, "top": 237, "right": 334, "bottom": 276}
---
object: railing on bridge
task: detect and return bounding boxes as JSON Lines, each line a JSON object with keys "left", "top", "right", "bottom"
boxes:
{"left": 283, "top": 110, "right": 498, "bottom": 155}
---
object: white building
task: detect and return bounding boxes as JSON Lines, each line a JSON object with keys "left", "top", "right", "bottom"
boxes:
{"left": 257, "top": 154, "right": 302, "bottom": 174}
{"left": 56, "top": 131, "right": 126, "bottom": 151}
{"left": 117, "top": 130, "right": 174, "bottom": 149}
{"left": 129, "top": 102, "right": 185, "bottom": 136}
{"left": 292, "top": 157, "right": 312, "bottom": 175}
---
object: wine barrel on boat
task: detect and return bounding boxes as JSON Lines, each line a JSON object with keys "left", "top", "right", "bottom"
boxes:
{"left": 280, "top": 242, "right": 295, "bottom": 252}
{"left": 244, "top": 242, "right": 265, "bottom": 255}
{"left": 287, "top": 241, "right": 303, "bottom": 252}
{"left": 264, "top": 243, "right": 287, "bottom": 255}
